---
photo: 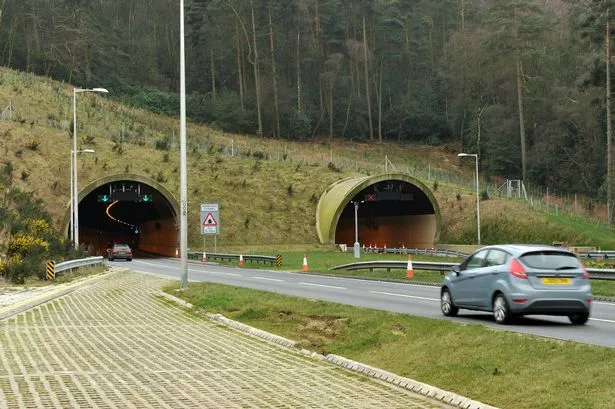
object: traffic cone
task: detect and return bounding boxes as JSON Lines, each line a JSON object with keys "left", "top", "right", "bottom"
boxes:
{"left": 384, "top": 244, "right": 387, "bottom": 253}
{"left": 201, "top": 252, "right": 207, "bottom": 263}
{"left": 239, "top": 253, "right": 245, "bottom": 266}
{"left": 175, "top": 248, "right": 179, "bottom": 258}
{"left": 406, "top": 255, "right": 414, "bottom": 278}
{"left": 302, "top": 254, "right": 309, "bottom": 272}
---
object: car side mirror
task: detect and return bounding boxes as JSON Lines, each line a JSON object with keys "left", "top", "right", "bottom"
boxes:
{"left": 451, "top": 264, "right": 460, "bottom": 275}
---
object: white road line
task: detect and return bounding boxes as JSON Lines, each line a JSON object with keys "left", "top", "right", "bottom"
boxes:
{"left": 594, "top": 301, "right": 615, "bottom": 307}
{"left": 371, "top": 290, "right": 438, "bottom": 302}
{"left": 299, "top": 282, "right": 347, "bottom": 290}
{"left": 589, "top": 317, "right": 615, "bottom": 323}
{"left": 253, "top": 276, "right": 284, "bottom": 282}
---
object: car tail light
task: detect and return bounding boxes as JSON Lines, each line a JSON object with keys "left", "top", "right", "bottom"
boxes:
{"left": 509, "top": 258, "right": 527, "bottom": 279}
{"left": 582, "top": 266, "right": 589, "bottom": 280}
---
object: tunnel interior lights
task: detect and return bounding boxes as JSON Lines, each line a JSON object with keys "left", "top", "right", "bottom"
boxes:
{"left": 105, "top": 201, "right": 135, "bottom": 229}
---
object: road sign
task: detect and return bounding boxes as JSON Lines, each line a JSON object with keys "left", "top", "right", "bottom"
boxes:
{"left": 200, "top": 203, "right": 220, "bottom": 235}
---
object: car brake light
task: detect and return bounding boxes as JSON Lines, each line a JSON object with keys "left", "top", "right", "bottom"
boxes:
{"left": 582, "top": 266, "right": 589, "bottom": 280}
{"left": 509, "top": 258, "right": 527, "bottom": 279}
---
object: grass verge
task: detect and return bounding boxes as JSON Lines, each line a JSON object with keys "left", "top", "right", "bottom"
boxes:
{"left": 165, "top": 281, "right": 615, "bottom": 409}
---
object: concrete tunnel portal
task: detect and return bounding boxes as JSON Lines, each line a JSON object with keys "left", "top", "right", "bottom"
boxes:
{"left": 64, "top": 174, "right": 179, "bottom": 257}
{"left": 317, "top": 174, "right": 441, "bottom": 249}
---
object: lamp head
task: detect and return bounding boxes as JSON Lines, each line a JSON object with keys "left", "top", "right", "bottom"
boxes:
{"left": 92, "top": 88, "right": 109, "bottom": 94}
{"left": 83, "top": 149, "right": 96, "bottom": 153}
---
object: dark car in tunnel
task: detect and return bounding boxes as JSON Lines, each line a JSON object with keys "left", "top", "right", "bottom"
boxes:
{"left": 108, "top": 244, "right": 133, "bottom": 261}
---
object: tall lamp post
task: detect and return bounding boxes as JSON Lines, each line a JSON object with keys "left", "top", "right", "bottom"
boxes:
{"left": 351, "top": 200, "right": 365, "bottom": 258}
{"left": 179, "top": 0, "right": 189, "bottom": 289}
{"left": 70, "top": 149, "right": 95, "bottom": 244}
{"left": 458, "top": 153, "right": 480, "bottom": 245}
{"left": 73, "top": 87, "right": 108, "bottom": 249}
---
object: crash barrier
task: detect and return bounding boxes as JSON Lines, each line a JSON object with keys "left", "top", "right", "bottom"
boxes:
{"left": 46, "top": 256, "right": 105, "bottom": 280}
{"left": 188, "top": 252, "right": 279, "bottom": 266}
{"left": 352, "top": 247, "right": 468, "bottom": 258}
{"left": 330, "top": 261, "right": 615, "bottom": 281}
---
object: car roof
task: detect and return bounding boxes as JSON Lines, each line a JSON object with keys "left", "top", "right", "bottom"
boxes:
{"left": 475, "top": 244, "right": 574, "bottom": 257}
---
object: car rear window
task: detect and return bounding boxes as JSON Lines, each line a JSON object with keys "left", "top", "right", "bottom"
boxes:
{"left": 519, "top": 251, "right": 582, "bottom": 270}
{"left": 114, "top": 245, "right": 130, "bottom": 250}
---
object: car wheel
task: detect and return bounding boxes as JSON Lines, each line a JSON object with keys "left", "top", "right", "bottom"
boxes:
{"left": 493, "top": 294, "right": 512, "bottom": 324}
{"left": 440, "top": 289, "right": 458, "bottom": 317}
{"left": 568, "top": 312, "right": 589, "bottom": 325}
{"left": 127, "top": 258, "right": 132, "bottom": 262}
{"left": 109, "top": 257, "right": 113, "bottom": 261}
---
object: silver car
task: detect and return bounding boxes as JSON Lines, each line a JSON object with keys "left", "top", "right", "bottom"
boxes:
{"left": 440, "top": 244, "right": 592, "bottom": 325}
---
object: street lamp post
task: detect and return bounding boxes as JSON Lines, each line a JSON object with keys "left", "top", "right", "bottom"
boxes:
{"left": 70, "top": 149, "right": 95, "bottom": 244}
{"left": 179, "top": 0, "right": 189, "bottom": 289}
{"left": 351, "top": 200, "right": 365, "bottom": 258}
{"left": 458, "top": 153, "right": 480, "bottom": 245}
{"left": 73, "top": 87, "right": 108, "bottom": 249}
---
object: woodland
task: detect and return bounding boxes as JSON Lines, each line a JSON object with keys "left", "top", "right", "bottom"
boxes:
{"left": 1, "top": 1, "right": 615, "bottom": 216}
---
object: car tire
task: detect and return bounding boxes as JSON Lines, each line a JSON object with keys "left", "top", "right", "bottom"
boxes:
{"left": 127, "top": 258, "right": 132, "bottom": 262}
{"left": 440, "top": 288, "right": 459, "bottom": 317}
{"left": 108, "top": 257, "right": 113, "bottom": 261}
{"left": 493, "top": 294, "right": 512, "bottom": 325}
{"left": 568, "top": 312, "right": 589, "bottom": 325}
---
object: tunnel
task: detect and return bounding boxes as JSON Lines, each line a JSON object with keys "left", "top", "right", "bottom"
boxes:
{"left": 316, "top": 174, "right": 441, "bottom": 249}
{"left": 63, "top": 174, "right": 179, "bottom": 257}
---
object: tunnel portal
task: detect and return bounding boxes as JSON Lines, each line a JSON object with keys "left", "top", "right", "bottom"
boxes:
{"left": 317, "top": 174, "right": 440, "bottom": 249}
{"left": 66, "top": 175, "right": 179, "bottom": 257}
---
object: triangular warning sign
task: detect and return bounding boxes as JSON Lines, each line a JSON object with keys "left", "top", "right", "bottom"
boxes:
{"left": 202, "top": 212, "right": 218, "bottom": 227}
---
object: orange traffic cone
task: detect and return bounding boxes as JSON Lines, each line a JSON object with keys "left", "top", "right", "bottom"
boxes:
{"left": 406, "top": 255, "right": 414, "bottom": 278}
{"left": 201, "top": 252, "right": 207, "bottom": 263}
{"left": 302, "top": 254, "right": 309, "bottom": 272}
{"left": 239, "top": 253, "right": 245, "bottom": 266}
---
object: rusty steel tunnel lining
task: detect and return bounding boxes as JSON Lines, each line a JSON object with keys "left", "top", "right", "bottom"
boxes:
{"left": 63, "top": 174, "right": 180, "bottom": 257}
{"left": 317, "top": 174, "right": 441, "bottom": 249}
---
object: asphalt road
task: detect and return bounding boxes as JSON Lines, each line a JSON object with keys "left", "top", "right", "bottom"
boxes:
{"left": 120, "top": 258, "right": 615, "bottom": 348}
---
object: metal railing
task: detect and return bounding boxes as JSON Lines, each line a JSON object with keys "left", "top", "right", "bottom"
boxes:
{"left": 349, "top": 247, "right": 468, "bottom": 258}
{"left": 187, "top": 252, "right": 277, "bottom": 266}
{"left": 55, "top": 256, "right": 105, "bottom": 274}
{"left": 330, "top": 261, "right": 615, "bottom": 281}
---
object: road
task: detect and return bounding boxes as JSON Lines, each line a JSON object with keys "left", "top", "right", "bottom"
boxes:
{"left": 124, "top": 258, "right": 615, "bottom": 348}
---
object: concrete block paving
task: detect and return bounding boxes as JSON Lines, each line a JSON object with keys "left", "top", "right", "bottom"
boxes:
{"left": 0, "top": 272, "right": 448, "bottom": 408}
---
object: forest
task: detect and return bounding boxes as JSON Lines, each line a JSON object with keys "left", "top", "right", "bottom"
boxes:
{"left": 0, "top": 0, "right": 614, "bottom": 214}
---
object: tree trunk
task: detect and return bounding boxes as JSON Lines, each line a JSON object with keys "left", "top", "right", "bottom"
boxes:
{"left": 250, "top": 0, "right": 263, "bottom": 136}
{"left": 236, "top": 20, "right": 245, "bottom": 111}
{"left": 296, "top": 31, "right": 302, "bottom": 113}
{"left": 362, "top": 13, "right": 373, "bottom": 140}
{"left": 607, "top": 9, "right": 613, "bottom": 224}
{"left": 210, "top": 46, "right": 217, "bottom": 103}
{"left": 516, "top": 54, "right": 527, "bottom": 183}
{"left": 268, "top": 9, "right": 280, "bottom": 138}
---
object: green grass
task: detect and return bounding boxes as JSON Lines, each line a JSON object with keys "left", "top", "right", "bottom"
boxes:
{"left": 166, "top": 281, "right": 615, "bottom": 409}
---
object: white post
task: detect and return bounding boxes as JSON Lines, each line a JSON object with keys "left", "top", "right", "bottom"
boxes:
{"left": 475, "top": 155, "right": 481, "bottom": 245}
{"left": 179, "top": 0, "right": 189, "bottom": 289}
{"left": 72, "top": 90, "right": 78, "bottom": 249}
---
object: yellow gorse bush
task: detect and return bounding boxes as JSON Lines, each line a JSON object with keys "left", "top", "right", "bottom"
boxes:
{"left": 24, "top": 219, "right": 52, "bottom": 236}
{"left": 7, "top": 233, "right": 49, "bottom": 256}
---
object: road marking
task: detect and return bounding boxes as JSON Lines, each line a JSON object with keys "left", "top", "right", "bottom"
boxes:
{"left": 371, "top": 291, "right": 438, "bottom": 302}
{"left": 252, "top": 276, "right": 284, "bottom": 282}
{"left": 299, "top": 282, "right": 347, "bottom": 290}
{"left": 594, "top": 301, "right": 615, "bottom": 307}
{"left": 589, "top": 317, "right": 615, "bottom": 323}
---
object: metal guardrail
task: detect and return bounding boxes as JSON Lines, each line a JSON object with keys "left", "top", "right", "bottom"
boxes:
{"left": 578, "top": 251, "right": 615, "bottom": 259}
{"left": 188, "top": 252, "right": 277, "bottom": 266}
{"left": 55, "top": 256, "right": 105, "bottom": 274}
{"left": 331, "top": 261, "right": 615, "bottom": 281}
{"left": 349, "top": 247, "right": 468, "bottom": 258}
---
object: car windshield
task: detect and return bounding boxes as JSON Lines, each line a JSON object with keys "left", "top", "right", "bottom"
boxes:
{"left": 519, "top": 251, "right": 582, "bottom": 270}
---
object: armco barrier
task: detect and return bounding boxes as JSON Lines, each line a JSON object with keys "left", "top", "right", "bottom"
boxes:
{"left": 188, "top": 252, "right": 277, "bottom": 266}
{"left": 331, "top": 260, "right": 615, "bottom": 281}
{"left": 54, "top": 256, "right": 105, "bottom": 275}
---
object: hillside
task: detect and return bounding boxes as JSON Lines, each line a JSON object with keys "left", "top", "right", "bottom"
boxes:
{"left": 1, "top": 68, "right": 614, "bottom": 251}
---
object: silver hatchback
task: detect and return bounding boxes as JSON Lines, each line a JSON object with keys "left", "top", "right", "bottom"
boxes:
{"left": 440, "top": 244, "right": 592, "bottom": 325}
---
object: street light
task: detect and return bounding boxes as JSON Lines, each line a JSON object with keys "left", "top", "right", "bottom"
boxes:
{"left": 458, "top": 153, "right": 480, "bottom": 245}
{"left": 70, "top": 149, "right": 95, "bottom": 244}
{"left": 351, "top": 200, "right": 365, "bottom": 258}
{"left": 179, "top": 0, "right": 189, "bottom": 289}
{"left": 73, "top": 87, "right": 108, "bottom": 249}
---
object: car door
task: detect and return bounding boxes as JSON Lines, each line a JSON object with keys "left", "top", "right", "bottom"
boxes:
{"left": 451, "top": 249, "right": 489, "bottom": 306}
{"left": 467, "top": 249, "right": 510, "bottom": 307}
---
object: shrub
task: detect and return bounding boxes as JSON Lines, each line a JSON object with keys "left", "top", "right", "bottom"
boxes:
{"left": 25, "top": 140, "right": 40, "bottom": 151}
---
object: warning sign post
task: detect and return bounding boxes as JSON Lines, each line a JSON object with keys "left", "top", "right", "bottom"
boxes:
{"left": 200, "top": 203, "right": 220, "bottom": 235}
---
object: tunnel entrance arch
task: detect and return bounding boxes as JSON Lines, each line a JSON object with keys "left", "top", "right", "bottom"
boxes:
{"left": 316, "top": 174, "right": 441, "bottom": 248}
{"left": 62, "top": 173, "right": 180, "bottom": 257}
